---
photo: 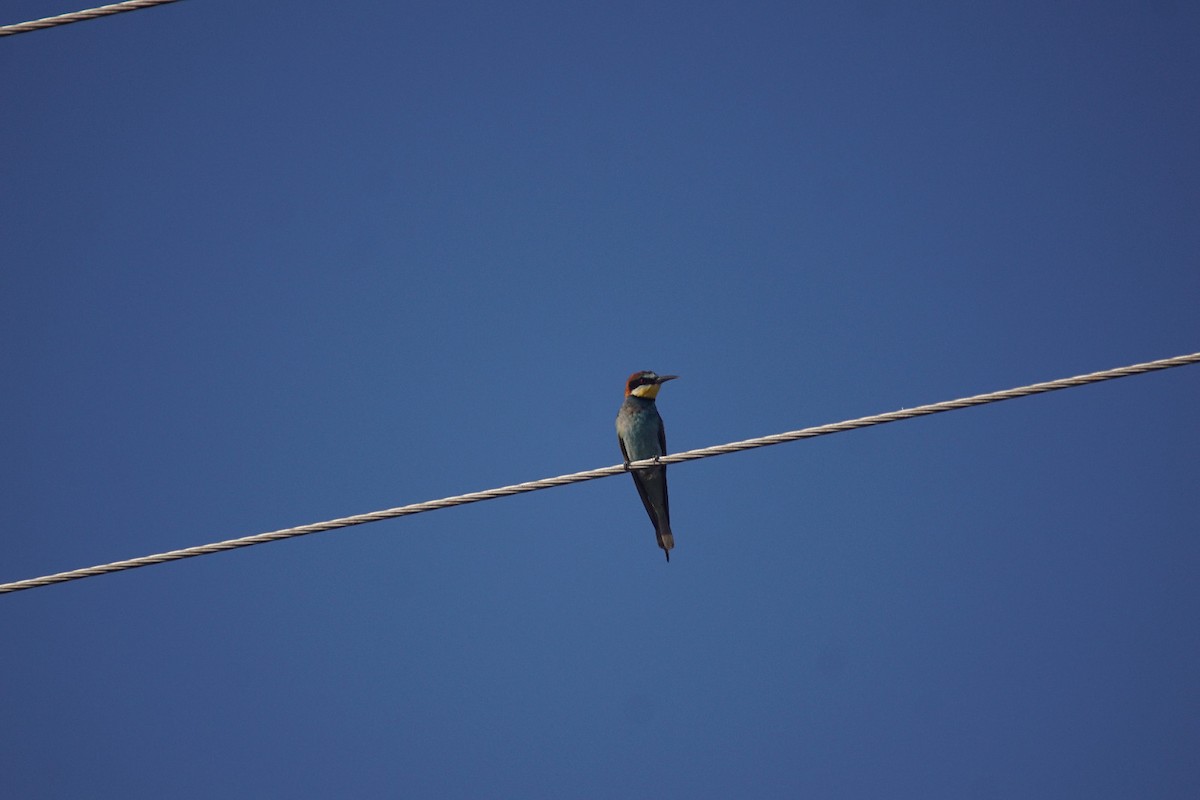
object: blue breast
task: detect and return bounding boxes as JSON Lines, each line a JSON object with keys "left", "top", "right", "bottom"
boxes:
{"left": 617, "top": 398, "right": 664, "bottom": 461}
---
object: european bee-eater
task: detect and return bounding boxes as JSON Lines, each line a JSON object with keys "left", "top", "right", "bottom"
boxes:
{"left": 616, "top": 370, "right": 678, "bottom": 561}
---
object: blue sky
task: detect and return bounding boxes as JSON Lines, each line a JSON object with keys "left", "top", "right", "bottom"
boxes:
{"left": 2, "top": 2, "right": 1198, "bottom": 797}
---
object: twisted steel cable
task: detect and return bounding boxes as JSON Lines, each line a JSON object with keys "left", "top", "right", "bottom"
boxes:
{"left": 1, "top": 351, "right": 1196, "bottom": 595}
{"left": 0, "top": 0, "right": 182, "bottom": 36}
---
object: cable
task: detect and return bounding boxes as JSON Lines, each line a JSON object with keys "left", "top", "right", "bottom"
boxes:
{"left": 1, "top": 351, "right": 1196, "bottom": 595}
{"left": 0, "top": 0, "right": 182, "bottom": 37}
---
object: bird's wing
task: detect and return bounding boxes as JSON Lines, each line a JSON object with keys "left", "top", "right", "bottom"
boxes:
{"left": 619, "top": 435, "right": 660, "bottom": 523}
{"left": 657, "top": 422, "right": 670, "bottom": 524}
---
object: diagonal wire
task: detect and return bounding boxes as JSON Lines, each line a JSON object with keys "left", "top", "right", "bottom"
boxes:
{"left": 1, "top": 351, "right": 1197, "bottom": 595}
{"left": 0, "top": 0, "right": 182, "bottom": 37}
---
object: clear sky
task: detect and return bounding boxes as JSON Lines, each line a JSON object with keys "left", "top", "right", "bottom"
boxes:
{"left": 2, "top": 2, "right": 1198, "bottom": 797}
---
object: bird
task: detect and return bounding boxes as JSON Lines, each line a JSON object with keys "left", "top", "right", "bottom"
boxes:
{"left": 615, "top": 370, "right": 679, "bottom": 561}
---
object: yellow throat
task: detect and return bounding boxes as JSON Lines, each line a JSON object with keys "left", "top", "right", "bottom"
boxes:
{"left": 630, "top": 383, "right": 662, "bottom": 399}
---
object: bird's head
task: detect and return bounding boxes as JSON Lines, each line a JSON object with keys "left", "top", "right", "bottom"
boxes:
{"left": 625, "top": 370, "right": 679, "bottom": 399}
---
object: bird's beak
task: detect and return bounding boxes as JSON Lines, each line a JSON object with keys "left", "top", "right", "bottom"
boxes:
{"left": 656, "top": 375, "right": 679, "bottom": 383}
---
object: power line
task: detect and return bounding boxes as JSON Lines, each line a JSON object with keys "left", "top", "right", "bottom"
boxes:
{"left": 1, "top": 351, "right": 1196, "bottom": 595}
{"left": 0, "top": 0, "right": 182, "bottom": 37}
